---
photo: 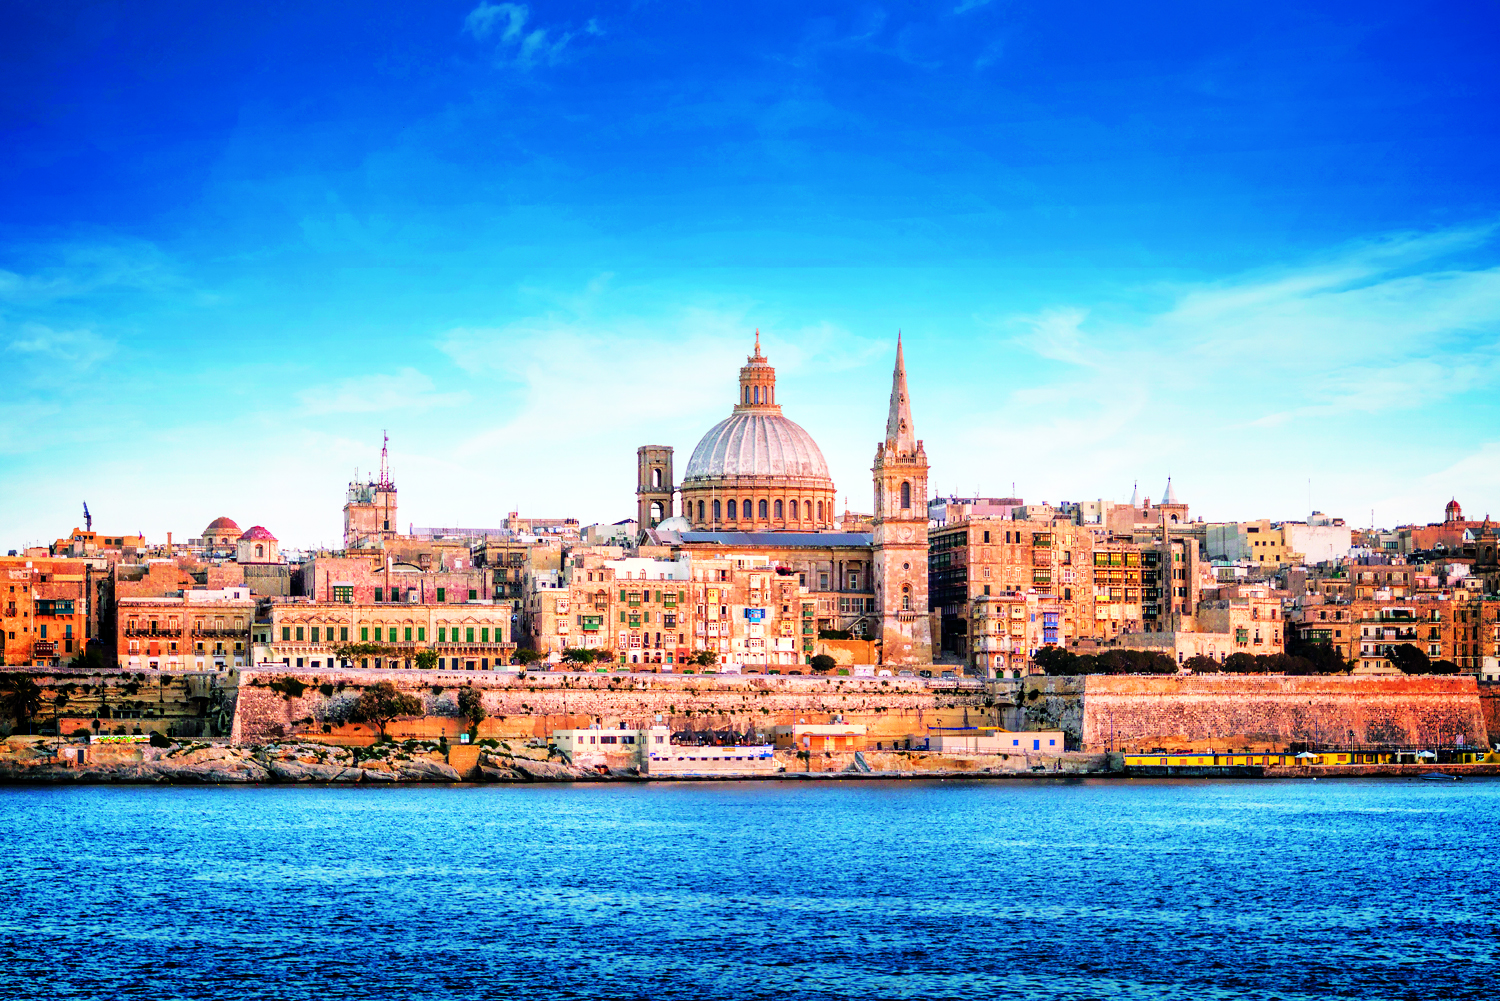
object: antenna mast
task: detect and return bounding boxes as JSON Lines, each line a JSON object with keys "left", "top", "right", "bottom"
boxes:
{"left": 378, "top": 431, "right": 392, "bottom": 489}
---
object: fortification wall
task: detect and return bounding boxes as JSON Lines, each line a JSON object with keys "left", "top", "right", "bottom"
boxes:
{"left": 1478, "top": 684, "right": 1500, "bottom": 748}
{"left": 230, "top": 668, "right": 992, "bottom": 746}
{"left": 1080, "top": 674, "right": 1487, "bottom": 752}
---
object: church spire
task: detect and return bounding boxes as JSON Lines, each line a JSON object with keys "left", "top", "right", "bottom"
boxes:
{"left": 885, "top": 332, "right": 915, "bottom": 453}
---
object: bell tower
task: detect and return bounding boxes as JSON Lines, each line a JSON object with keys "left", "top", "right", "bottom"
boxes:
{"left": 637, "top": 446, "right": 674, "bottom": 531}
{"left": 872, "top": 334, "right": 932, "bottom": 665}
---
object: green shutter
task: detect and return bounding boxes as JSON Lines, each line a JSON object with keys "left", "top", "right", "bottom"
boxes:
{"left": 620, "top": 610, "right": 627, "bottom": 623}
{"left": 341, "top": 627, "right": 349, "bottom": 641}
{"left": 417, "top": 627, "right": 425, "bottom": 641}
{"left": 281, "top": 627, "right": 290, "bottom": 641}
{"left": 404, "top": 627, "right": 412, "bottom": 642}
{"left": 466, "top": 627, "right": 475, "bottom": 642}
{"left": 481, "top": 627, "right": 489, "bottom": 642}
{"left": 620, "top": 589, "right": 626, "bottom": 601}
{"left": 389, "top": 628, "right": 397, "bottom": 642}
{"left": 438, "top": 627, "right": 446, "bottom": 642}
{"left": 361, "top": 627, "right": 368, "bottom": 641}
{"left": 437, "top": 587, "right": 445, "bottom": 602}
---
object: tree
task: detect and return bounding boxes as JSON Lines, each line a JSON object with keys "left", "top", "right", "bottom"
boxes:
{"left": 1183, "top": 655, "right": 1220, "bottom": 674}
{"left": 0, "top": 673, "right": 43, "bottom": 734}
{"left": 691, "top": 650, "right": 718, "bottom": 667}
{"left": 1430, "top": 659, "right": 1462, "bottom": 675}
{"left": 334, "top": 642, "right": 389, "bottom": 663}
{"left": 414, "top": 649, "right": 438, "bottom": 670}
{"left": 809, "top": 654, "right": 837, "bottom": 674}
{"left": 561, "top": 648, "right": 597, "bottom": 666}
{"left": 1033, "top": 646, "right": 1079, "bottom": 675}
{"left": 350, "top": 681, "right": 422, "bottom": 738}
{"left": 1386, "top": 643, "right": 1431, "bottom": 675}
{"left": 512, "top": 647, "right": 541, "bottom": 666}
{"left": 457, "top": 686, "right": 487, "bottom": 730}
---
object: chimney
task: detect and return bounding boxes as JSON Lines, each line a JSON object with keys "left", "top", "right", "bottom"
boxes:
{"left": 167, "top": 532, "right": 173, "bottom": 550}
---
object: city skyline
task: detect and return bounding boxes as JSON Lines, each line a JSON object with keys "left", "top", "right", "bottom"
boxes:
{"left": 4, "top": 2, "right": 1500, "bottom": 547}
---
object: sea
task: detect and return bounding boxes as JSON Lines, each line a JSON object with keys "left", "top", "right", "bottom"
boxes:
{"left": 1, "top": 778, "right": 1494, "bottom": 1000}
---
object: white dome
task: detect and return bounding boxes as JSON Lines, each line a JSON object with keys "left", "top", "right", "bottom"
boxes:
{"left": 656, "top": 516, "right": 692, "bottom": 533}
{"left": 682, "top": 412, "right": 833, "bottom": 486}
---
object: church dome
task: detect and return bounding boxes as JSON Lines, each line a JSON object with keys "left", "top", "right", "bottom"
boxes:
{"left": 683, "top": 412, "right": 832, "bottom": 486}
{"left": 677, "top": 332, "right": 838, "bottom": 531}
{"left": 204, "top": 516, "right": 240, "bottom": 534}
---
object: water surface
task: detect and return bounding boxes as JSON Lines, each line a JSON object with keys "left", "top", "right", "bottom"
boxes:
{"left": 2, "top": 778, "right": 1494, "bottom": 1000}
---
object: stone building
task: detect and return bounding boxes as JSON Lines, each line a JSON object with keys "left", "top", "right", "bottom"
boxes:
{"left": 116, "top": 589, "right": 254, "bottom": 671}
{"left": 299, "top": 554, "right": 491, "bottom": 606}
{"left": 1, "top": 557, "right": 93, "bottom": 667}
{"left": 263, "top": 600, "right": 513, "bottom": 670}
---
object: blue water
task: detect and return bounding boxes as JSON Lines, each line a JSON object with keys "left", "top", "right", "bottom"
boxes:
{"left": 1, "top": 778, "right": 1494, "bottom": 1000}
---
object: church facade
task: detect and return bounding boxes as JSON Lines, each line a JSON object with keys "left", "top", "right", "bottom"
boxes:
{"left": 641, "top": 333, "right": 933, "bottom": 665}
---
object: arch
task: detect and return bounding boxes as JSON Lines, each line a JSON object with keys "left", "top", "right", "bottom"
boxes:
{"left": 727, "top": 499, "right": 738, "bottom": 520}
{"left": 697, "top": 500, "right": 705, "bottom": 522}
{"left": 744, "top": 386, "right": 750, "bottom": 405}
{"left": 649, "top": 501, "right": 664, "bottom": 522}
{"left": 652, "top": 467, "right": 662, "bottom": 488}
{"left": 774, "top": 499, "right": 784, "bottom": 520}
{"left": 254, "top": 544, "right": 264, "bottom": 558}
{"left": 713, "top": 499, "right": 722, "bottom": 522}
{"left": 789, "top": 499, "right": 798, "bottom": 520}
{"left": 900, "top": 481, "right": 911, "bottom": 509}
{"left": 742, "top": 498, "right": 751, "bottom": 520}
{"left": 758, "top": 499, "right": 768, "bottom": 519}
{"left": 817, "top": 500, "right": 824, "bottom": 522}
{"left": 901, "top": 584, "right": 911, "bottom": 611}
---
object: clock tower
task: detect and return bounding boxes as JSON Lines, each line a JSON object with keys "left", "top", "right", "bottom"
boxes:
{"left": 872, "top": 334, "right": 932, "bottom": 665}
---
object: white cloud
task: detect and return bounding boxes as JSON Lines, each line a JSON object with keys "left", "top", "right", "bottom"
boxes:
{"left": 297, "top": 368, "right": 470, "bottom": 416}
{"left": 6, "top": 322, "right": 116, "bottom": 368}
{"left": 463, "top": 2, "right": 579, "bottom": 68}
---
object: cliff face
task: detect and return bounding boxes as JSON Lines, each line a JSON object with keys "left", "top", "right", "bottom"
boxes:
{"left": 1079, "top": 675, "right": 1488, "bottom": 752}
{"left": 230, "top": 668, "right": 991, "bottom": 747}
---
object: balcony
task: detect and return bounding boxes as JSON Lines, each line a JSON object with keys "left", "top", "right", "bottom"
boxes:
{"left": 32, "top": 641, "right": 56, "bottom": 658}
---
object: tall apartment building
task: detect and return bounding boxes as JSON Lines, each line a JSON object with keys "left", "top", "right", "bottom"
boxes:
{"left": 2, "top": 558, "right": 93, "bottom": 667}
{"left": 116, "top": 589, "right": 255, "bottom": 671}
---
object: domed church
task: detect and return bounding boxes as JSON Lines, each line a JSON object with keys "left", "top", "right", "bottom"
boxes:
{"left": 635, "top": 331, "right": 933, "bottom": 665}
{"left": 670, "top": 332, "right": 838, "bottom": 531}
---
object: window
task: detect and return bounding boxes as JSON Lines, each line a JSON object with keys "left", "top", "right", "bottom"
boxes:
{"left": 417, "top": 627, "right": 425, "bottom": 641}
{"left": 900, "top": 481, "right": 911, "bottom": 509}
{"left": 439, "top": 627, "right": 447, "bottom": 642}
{"left": 361, "top": 627, "right": 369, "bottom": 641}
{"left": 310, "top": 627, "right": 319, "bottom": 643}
{"left": 374, "top": 588, "right": 383, "bottom": 602}
{"left": 481, "top": 628, "right": 490, "bottom": 642}
{"left": 774, "top": 499, "right": 784, "bottom": 519}
{"left": 404, "top": 627, "right": 412, "bottom": 642}
{"left": 983, "top": 531, "right": 990, "bottom": 543}
{"left": 697, "top": 500, "right": 705, "bottom": 521}
{"left": 333, "top": 585, "right": 352, "bottom": 603}
{"left": 713, "top": 499, "right": 721, "bottom": 521}
{"left": 281, "top": 627, "right": 290, "bottom": 641}
{"left": 388, "top": 628, "right": 397, "bottom": 642}
{"left": 652, "top": 467, "right": 662, "bottom": 488}
{"left": 340, "top": 627, "right": 349, "bottom": 642}
{"left": 728, "top": 499, "right": 737, "bottom": 520}
{"left": 789, "top": 500, "right": 798, "bottom": 519}
{"left": 254, "top": 544, "right": 264, "bottom": 558}
{"left": 758, "top": 499, "right": 768, "bottom": 519}
{"left": 437, "top": 587, "right": 446, "bottom": 602}
{"left": 902, "top": 585, "right": 911, "bottom": 611}
{"left": 817, "top": 501, "right": 824, "bottom": 521}
{"left": 469, "top": 590, "right": 478, "bottom": 600}
{"left": 741, "top": 498, "right": 751, "bottom": 519}
{"left": 819, "top": 572, "right": 830, "bottom": 590}
{"left": 466, "top": 628, "right": 475, "bottom": 643}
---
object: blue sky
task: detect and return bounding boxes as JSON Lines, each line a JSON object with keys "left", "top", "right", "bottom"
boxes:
{"left": 3, "top": 1, "right": 1499, "bottom": 548}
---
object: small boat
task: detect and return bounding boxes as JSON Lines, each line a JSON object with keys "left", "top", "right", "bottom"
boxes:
{"left": 1421, "top": 772, "right": 1460, "bottom": 782}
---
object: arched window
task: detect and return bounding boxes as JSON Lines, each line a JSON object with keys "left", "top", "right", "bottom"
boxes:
{"left": 758, "top": 499, "right": 768, "bottom": 519}
{"left": 255, "top": 544, "right": 264, "bottom": 558}
{"left": 697, "top": 500, "right": 705, "bottom": 522}
{"left": 742, "top": 498, "right": 751, "bottom": 519}
{"left": 652, "top": 467, "right": 662, "bottom": 488}
{"left": 650, "top": 501, "right": 663, "bottom": 522}
{"left": 789, "top": 500, "right": 798, "bottom": 520}
{"left": 744, "top": 386, "right": 750, "bottom": 405}
{"left": 901, "top": 584, "right": 911, "bottom": 611}
{"left": 900, "top": 481, "right": 911, "bottom": 509}
{"left": 713, "top": 499, "right": 721, "bottom": 522}
{"left": 774, "top": 499, "right": 784, "bottom": 520}
{"left": 754, "top": 386, "right": 761, "bottom": 404}
{"left": 727, "top": 499, "right": 737, "bottom": 520}
{"left": 817, "top": 500, "right": 824, "bottom": 521}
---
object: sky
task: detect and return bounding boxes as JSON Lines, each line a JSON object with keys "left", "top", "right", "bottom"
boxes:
{"left": 3, "top": 0, "right": 1500, "bottom": 549}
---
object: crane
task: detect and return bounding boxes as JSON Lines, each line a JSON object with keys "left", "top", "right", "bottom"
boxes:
{"left": 83, "top": 502, "right": 92, "bottom": 532}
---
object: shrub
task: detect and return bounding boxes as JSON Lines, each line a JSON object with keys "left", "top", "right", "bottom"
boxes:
{"left": 809, "top": 654, "right": 837, "bottom": 674}
{"left": 457, "top": 686, "right": 487, "bottom": 729}
{"left": 148, "top": 732, "right": 172, "bottom": 748}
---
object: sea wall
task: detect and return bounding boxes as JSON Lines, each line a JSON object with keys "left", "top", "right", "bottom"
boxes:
{"left": 229, "top": 668, "right": 996, "bottom": 746}
{"left": 1079, "top": 674, "right": 1487, "bottom": 752}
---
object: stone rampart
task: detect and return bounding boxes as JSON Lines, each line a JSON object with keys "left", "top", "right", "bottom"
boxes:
{"left": 230, "top": 668, "right": 991, "bottom": 746}
{"left": 1080, "top": 674, "right": 1487, "bottom": 752}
